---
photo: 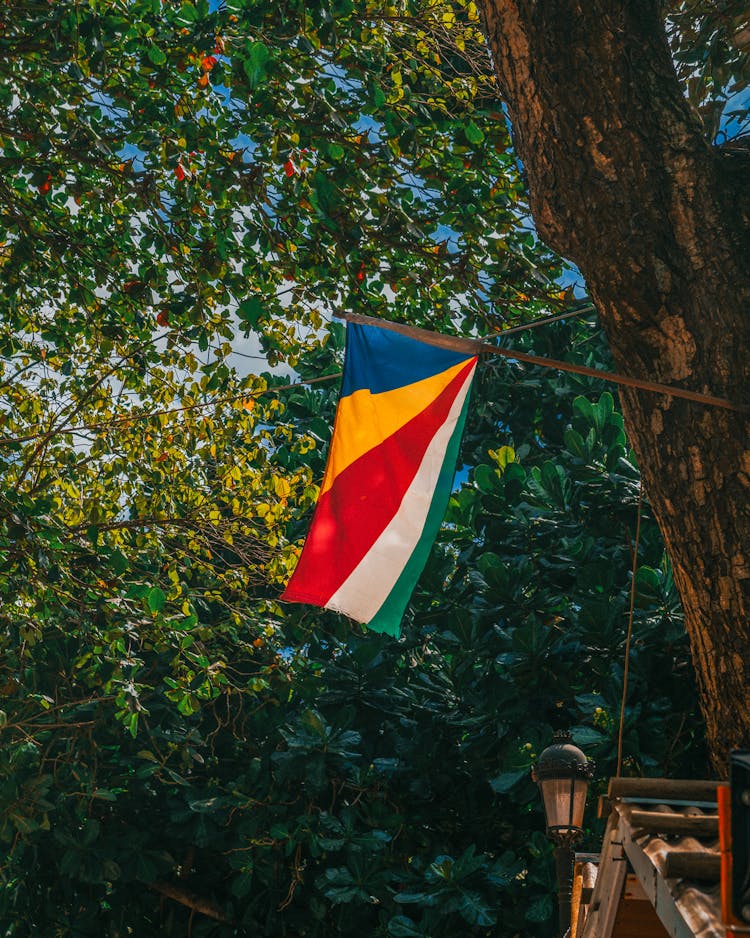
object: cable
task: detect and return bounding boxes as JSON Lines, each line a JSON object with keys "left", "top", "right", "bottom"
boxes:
{"left": 492, "top": 301, "right": 596, "bottom": 336}
{"left": 0, "top": 372, "right": 343, "bottom": 448}
{"left": 3, "top": 300, "right": 747, "bottom": 450}
{"left": 616, "top": 485, "right": 644, "bottom": 778}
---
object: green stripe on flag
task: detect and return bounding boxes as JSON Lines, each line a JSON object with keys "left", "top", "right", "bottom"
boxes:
{"left": 366, "top": 390, "right": 473, "bottom": 637}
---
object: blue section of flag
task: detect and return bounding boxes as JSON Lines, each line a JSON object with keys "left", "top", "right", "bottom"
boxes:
{"left": 341, "top": 322, "right": 470, "bottom": 397}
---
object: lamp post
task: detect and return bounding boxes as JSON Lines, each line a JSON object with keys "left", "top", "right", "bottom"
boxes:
{"left": 532, "top": 730, "right": 594, "bottom": 938}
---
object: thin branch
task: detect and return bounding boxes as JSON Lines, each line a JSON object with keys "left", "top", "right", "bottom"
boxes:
{"left": 150, "top": 880, "right": 234, "bottom": 924}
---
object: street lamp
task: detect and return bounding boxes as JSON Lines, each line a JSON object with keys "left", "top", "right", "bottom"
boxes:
{"left": 532, "top": 730, "right": 594, "bottom": 937}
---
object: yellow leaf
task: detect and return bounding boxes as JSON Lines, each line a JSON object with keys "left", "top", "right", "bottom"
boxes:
{"left": 274, "top": 477, "right": 291, "bottom": 498}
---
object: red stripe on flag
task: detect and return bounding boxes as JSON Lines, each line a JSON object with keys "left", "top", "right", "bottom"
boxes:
{"left": 282, "top": 358, "right": 475, "bottom": 608}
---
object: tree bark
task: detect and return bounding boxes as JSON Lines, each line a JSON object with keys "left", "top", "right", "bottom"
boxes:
{"left": 477, "top": 0, "right": 750, "bottom": 771}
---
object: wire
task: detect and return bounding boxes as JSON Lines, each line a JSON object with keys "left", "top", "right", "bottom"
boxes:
{"left": 0, "top": 372, "right": 343, "bottom": 448}
{"left": 3, "top": 299, "right": 747, "bottom": 450}
{"left": 616, "top": 485, "right": 644, "bottom": 778}
{"left": 492, "top": 301, "right": 596, "bottom": 336}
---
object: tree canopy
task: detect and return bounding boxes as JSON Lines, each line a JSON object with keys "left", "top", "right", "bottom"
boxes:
{"left": 0, "top": 0, "right": 739, "bottom": 933}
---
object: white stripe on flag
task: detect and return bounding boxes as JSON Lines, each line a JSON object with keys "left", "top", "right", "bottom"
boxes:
{"left": 323, "top": 364, "right": 475, "bottom": 623}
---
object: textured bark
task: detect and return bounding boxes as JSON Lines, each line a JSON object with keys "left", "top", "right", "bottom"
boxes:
{"left": 478, "top": 0, "right": 750, "bottom": 771}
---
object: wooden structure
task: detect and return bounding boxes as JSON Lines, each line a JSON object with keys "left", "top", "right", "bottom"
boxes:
{"left": 573, "top": 778, "right": 727, "bottom": 938}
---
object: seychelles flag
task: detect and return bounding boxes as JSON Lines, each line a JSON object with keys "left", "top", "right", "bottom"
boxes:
{"left": 282, "top": 319, "right": 478, "bottom": 637}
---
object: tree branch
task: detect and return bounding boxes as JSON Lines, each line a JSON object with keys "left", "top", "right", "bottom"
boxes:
{"left": 150, "top": 880, "right": 234, "bottom": 925}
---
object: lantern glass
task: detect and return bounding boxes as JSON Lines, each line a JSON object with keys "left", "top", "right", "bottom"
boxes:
{"left": 539, "top": 775, "right": 588, "bottom": 838}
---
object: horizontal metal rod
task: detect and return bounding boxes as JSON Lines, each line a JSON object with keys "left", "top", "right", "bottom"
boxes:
{"left": 338, "top": 312, "right": 749, "bottom": 414}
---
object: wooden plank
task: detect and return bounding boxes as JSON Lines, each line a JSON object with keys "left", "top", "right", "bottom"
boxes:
{"left": 618, "top": 816, "right": 703, "bottom": 938}
{"left": 663, "top": 851, "right": 721, "bottom": 881}
{"left": 612, "top": 888, "right": 671, "bottom": 938}
{"left": 581, "top": 815, "right": 623, "bottom": 938}
{"left": 598, "top": 841, "right": 627, "bottom": 938}
{"left": 572, "top": 863, "right": 585, "bottom": 938}
{"left": 608, "top": 778, "right": 721, "bottom": 804}
{"left": 627, "top": 809, "right": 718, "bottom": 838}
{"left": 623, "top": 873, "right": 649, "bottom": 902}
{"left": 575, "top": 852, "right": 602, "bottom": 865}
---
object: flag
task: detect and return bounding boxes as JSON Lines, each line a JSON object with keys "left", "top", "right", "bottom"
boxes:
{"left": 282, "top": 320, "right": 478, "bottom": 636}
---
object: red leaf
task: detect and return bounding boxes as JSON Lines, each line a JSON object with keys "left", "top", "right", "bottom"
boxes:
{"left": 283, "top": 159, "right": 295, "bottom": 177}
{"left": 201, "top": 55, "right": 217, "bottom": 71}
{"left": 156, "top": 310, "right": 170, "bottom": 327}
{"left": 175, "top": 163, "right": 186, "bottom": 181}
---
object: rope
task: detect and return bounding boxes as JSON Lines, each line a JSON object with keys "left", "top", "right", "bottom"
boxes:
{"left": 616, "top": 485, "right": 644, "bottom": 777}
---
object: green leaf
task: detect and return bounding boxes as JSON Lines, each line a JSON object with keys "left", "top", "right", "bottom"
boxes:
{"left": 465, "top": 120, "right": 485, "bottom": 144}
{"left": 596, "top": 391, "right": 615, "bottom": 427}
{"left": 372, "top": 84, "right": 386, "bottom": 108}
{"left": 635, "top": 565, "right": 662, "bottom": 599}
{"left": 147, "top": 45, "right": 167, "bottom": 66}
{"left": 109, "top": 549, "right": 129, "bottom": 575}
{"left": 388, "top": 916, "right": 422, "bottom": 937}
{"left": 243, "top": 41, "right": 270, "bottom": 88}
{"left": 573, "top": 395, "right": 595, "bottom": 424}
{"left": 102, "top": 859, "right": 122, "bottom": 882}
{"left": 489, "top": 768, "right": 528, "bottom": 793}
{"left": 238, "top": 296, "right": 265, "bottom": 326}
{"left": 174, "top": 2, "right": 197, "bottom": 24}
{"left": 570, "top": 726, "right": 606, "bottom": 747}
{"left": 147, "top": 587, "right": 166, "bottom": 613}
{"left": 564, "top": 427, "right": 588, "bottom": 458}
{"left": 491, "top": 445, "right": 516, "bottom": 470}
{"left": 458, "top": 891, "right": 495, "bottom": 926}
{"left": 473, "top": 463, "right": 500, "bottom": 494}
{"left": 526, "top": 892, "right": 553, "bottom": 923}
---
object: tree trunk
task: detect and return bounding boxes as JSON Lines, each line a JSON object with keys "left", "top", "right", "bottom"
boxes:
{"left": 477, "top": 0, "right": 750, "bottom": 771}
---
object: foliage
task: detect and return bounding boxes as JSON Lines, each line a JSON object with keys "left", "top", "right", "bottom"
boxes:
{"left": 0, "top": 0, "right": 716, "bottom": 935}
{"left": 668, "top": 0, "right": 750, "bottom": 140}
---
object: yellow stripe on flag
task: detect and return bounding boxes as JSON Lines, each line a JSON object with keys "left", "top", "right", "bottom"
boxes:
{"left": 320, "top": 358, "right": 470, "bottom": 497}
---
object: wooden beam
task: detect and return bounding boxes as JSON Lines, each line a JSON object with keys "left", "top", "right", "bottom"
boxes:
{"left": 627, "top": 809, "right": 718, "bottom": 837}
{"left": 608, "top": 778, "right": 722, "bottom": 804}
{"left": 663, "top": 852, "right": 721, "bottom": 881}
{"left": 617, "top": 819, "right": 696, "bottom": 938}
